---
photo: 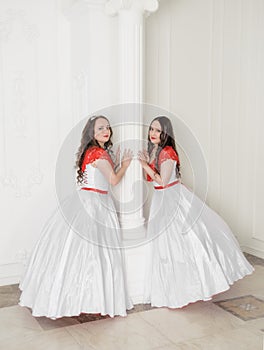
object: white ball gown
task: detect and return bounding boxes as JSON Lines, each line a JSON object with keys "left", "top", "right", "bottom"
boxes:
{"left": 144, "top": 146, "right": 254, "bottom": 308}
{"left": 19, "top": 146, "right": 133, "bottom": 319}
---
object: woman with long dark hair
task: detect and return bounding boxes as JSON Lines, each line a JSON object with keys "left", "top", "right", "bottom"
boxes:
{"left": 19, "top": 115, "right": 133, "bottom": 318}
{"left": 138, "top": 116, "right": 253, "bottom": 308}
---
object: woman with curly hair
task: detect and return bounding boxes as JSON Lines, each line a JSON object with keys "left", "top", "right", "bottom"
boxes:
{"left": 19, "top": 116, "right": 133, "bottom": 319}
{"left": 138, "top": 116, "right": 253, "bottom": 309}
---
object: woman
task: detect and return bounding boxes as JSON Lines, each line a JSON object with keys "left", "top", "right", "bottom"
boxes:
{"left": 19, "top": 115, "right": 133, "bottom": 318}
{"left": 138, "top": 116, "right": 254, "bottom": 308}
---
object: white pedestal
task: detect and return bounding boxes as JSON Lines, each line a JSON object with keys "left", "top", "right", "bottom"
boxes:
{"left": 124, "top": 239, "right": 151, "bottom": 304}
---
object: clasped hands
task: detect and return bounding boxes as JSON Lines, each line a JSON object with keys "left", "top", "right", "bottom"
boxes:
{"left": 114, "top": 147, "right": 150, "bottom": 169}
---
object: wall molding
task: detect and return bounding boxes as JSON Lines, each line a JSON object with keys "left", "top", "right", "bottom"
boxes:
{"left": 251, "top": 0, "right": 264, "bottom": 245}
{"left": 242, "top": 245, "right": 264, "bottom": 260}
{"left": 208, "top": 0, "right": 225, "bottom": 211}
{"left": 0, "top": 262, "right": 24, "bottom": 287}
{"left": 0, "top": 8, "right": 43, "bottom": 197}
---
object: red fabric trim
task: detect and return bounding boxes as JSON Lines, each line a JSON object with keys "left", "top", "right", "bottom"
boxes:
{"left": 81, "top": 146, "right": 114, "bottom": 172}
{"left": 158, "top": 146, "right": 179, "bottom": 168}
{"left": 81, "top": 187, "right": 108, "bottom": 194}
{"left": 154, "top": 180, "right": 180, "bottom": 190}
{"left": 146, "top": 174, "right": 152, "bottom": 182}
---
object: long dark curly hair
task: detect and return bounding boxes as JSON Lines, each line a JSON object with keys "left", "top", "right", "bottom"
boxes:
{"left": 75, "top": 115, "right": 113, "bottom": 184}
{"left": 148, "top": 116, "right": 181, "bottom": 178}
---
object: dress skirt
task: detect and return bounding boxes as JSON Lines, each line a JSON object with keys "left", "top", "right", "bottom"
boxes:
{"left": 144, "top": 182, "right": 254, "bottom": 308}
{"left": 19, "top": 190, "right": 133, "bottom": 319}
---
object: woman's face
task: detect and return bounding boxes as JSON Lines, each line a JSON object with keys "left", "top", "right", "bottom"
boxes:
{"left": 149, "top": 120, "right": 162, "bottom": 145}
{"left": 94, "top": 118, "right": 111, "bottom": 145}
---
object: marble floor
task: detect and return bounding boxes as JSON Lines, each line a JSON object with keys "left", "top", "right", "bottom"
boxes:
{"left": 0, "top": 253, "right": 264, "bottom": 349}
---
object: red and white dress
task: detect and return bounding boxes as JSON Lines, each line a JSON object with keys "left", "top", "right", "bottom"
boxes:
{"left": 19, "top": 146, "right": 133, "bottom": 318}
{"left": 144, "top": 146, "right": 254, "bottom": 308}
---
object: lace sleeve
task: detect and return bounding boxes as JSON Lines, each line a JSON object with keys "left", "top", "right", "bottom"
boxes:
{"left": 81, "top": 147, "right": 114, "bottom": 171}
{"left": 158, "top": 146, "right": 179, "bottom": 168}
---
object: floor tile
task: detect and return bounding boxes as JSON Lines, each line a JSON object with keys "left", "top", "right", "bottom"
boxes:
{"left": 35, "top": 315, "right": 80, "bottom": 330}
{"left": 0, "top": 328, "right": 83, "bottom": 350}
{"left": 0, "top": 305, "right": 42, "bottom": 342}
{"left": 0, "top": 252, "right": 263, "bottom": 349}
{"left": 244, "top": 253, "right": 264, "bottom": 267}
{"left": 172, "top": 327, "right": 263, "bottom": 350}
{"left": 71, "top": 312, "right": 110, "bottom": 323}
{"left": 138, "top": 301, "right": 244, "bottom": 344}
{"left": 0, "top": 284, "right": 21, "bottom": 308}
{"left": 214, "top": 295, "right": 264, "bottom": 321}
{"left": 66, "top": 312, "right": 172, "bottom": 350}
{"left": 240, "top": 316, "right": 264, "bottom": 334}
{"left": 151, "top": 345, "right": 183, "bottom": 350}
{"left": 127, "top": 303, "right": 155, "bottom": 314}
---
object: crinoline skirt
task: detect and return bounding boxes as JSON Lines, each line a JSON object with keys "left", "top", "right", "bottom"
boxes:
{"left": 19, "top": 190, "right": 133, "bottom": 319}
{"left": 144, "top": 183, "right": 254, "bottom": 308}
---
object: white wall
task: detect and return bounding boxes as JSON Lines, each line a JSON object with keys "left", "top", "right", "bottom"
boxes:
{"left": 0, "top": 0, "right": 72, "bottom": 285}
{"left": 69, "top": 1, "right": 118, "bottom": 121}
{"left": 0, "top": 0, "right": 119, "bottom": 285}
{"left": 145, "top": 0, "right": 264, "bottom": 258}
{"left": 1, "top": 0, "right": 263, "bottom": 287}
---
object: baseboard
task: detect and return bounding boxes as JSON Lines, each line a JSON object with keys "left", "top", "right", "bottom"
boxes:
{"left": 241, "top": 245, "right": 264, "bottom": 260}
{"left": 0, "top": 262, "right": 24, "bottom": 287}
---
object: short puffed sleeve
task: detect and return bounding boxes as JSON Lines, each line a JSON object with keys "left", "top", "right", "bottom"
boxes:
{"left": 81, "top": 147, "right": 113, "bottom": 171}
{"left": 158, "top": 146, "right": 179, "bottom": 168}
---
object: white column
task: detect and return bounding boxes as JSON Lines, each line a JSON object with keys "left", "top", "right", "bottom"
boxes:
{"left": 105, "top": 0, "right": 159, "bottom": 240}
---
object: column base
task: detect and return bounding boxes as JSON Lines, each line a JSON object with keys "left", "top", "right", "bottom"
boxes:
{"left": 124, "top": 240, "right": 151, "bottom": 304}
{"left": 120, "top": 219, "right": 146, "bottom": 240}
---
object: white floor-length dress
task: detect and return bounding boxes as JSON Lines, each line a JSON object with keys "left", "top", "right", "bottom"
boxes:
{"left": 19, "top": 146, "right": 133, "bottom": 318}
{"left": 144, "top": 146, "right": 254, "bottom": 308}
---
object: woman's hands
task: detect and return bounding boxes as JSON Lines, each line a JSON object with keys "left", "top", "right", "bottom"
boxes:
{"left": 138, "top": 149, "right": 151, "bottom": 181}
{"left": 137, "top": 149, "right": 149, "bottom": 168}
{"left": 96, "top": 148, "right": 133, "bottom": 186}
{"left": 113, "top": 146, "right": 133, "bottom": 170}
{"left": 137, "top": 149, "right": 163, "bottom": 185}
{"left": 114, "top": 145, "right": 121, "bottom": 169}
{"left": 121, "top": 149, "right": 133, "bottom": 168}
